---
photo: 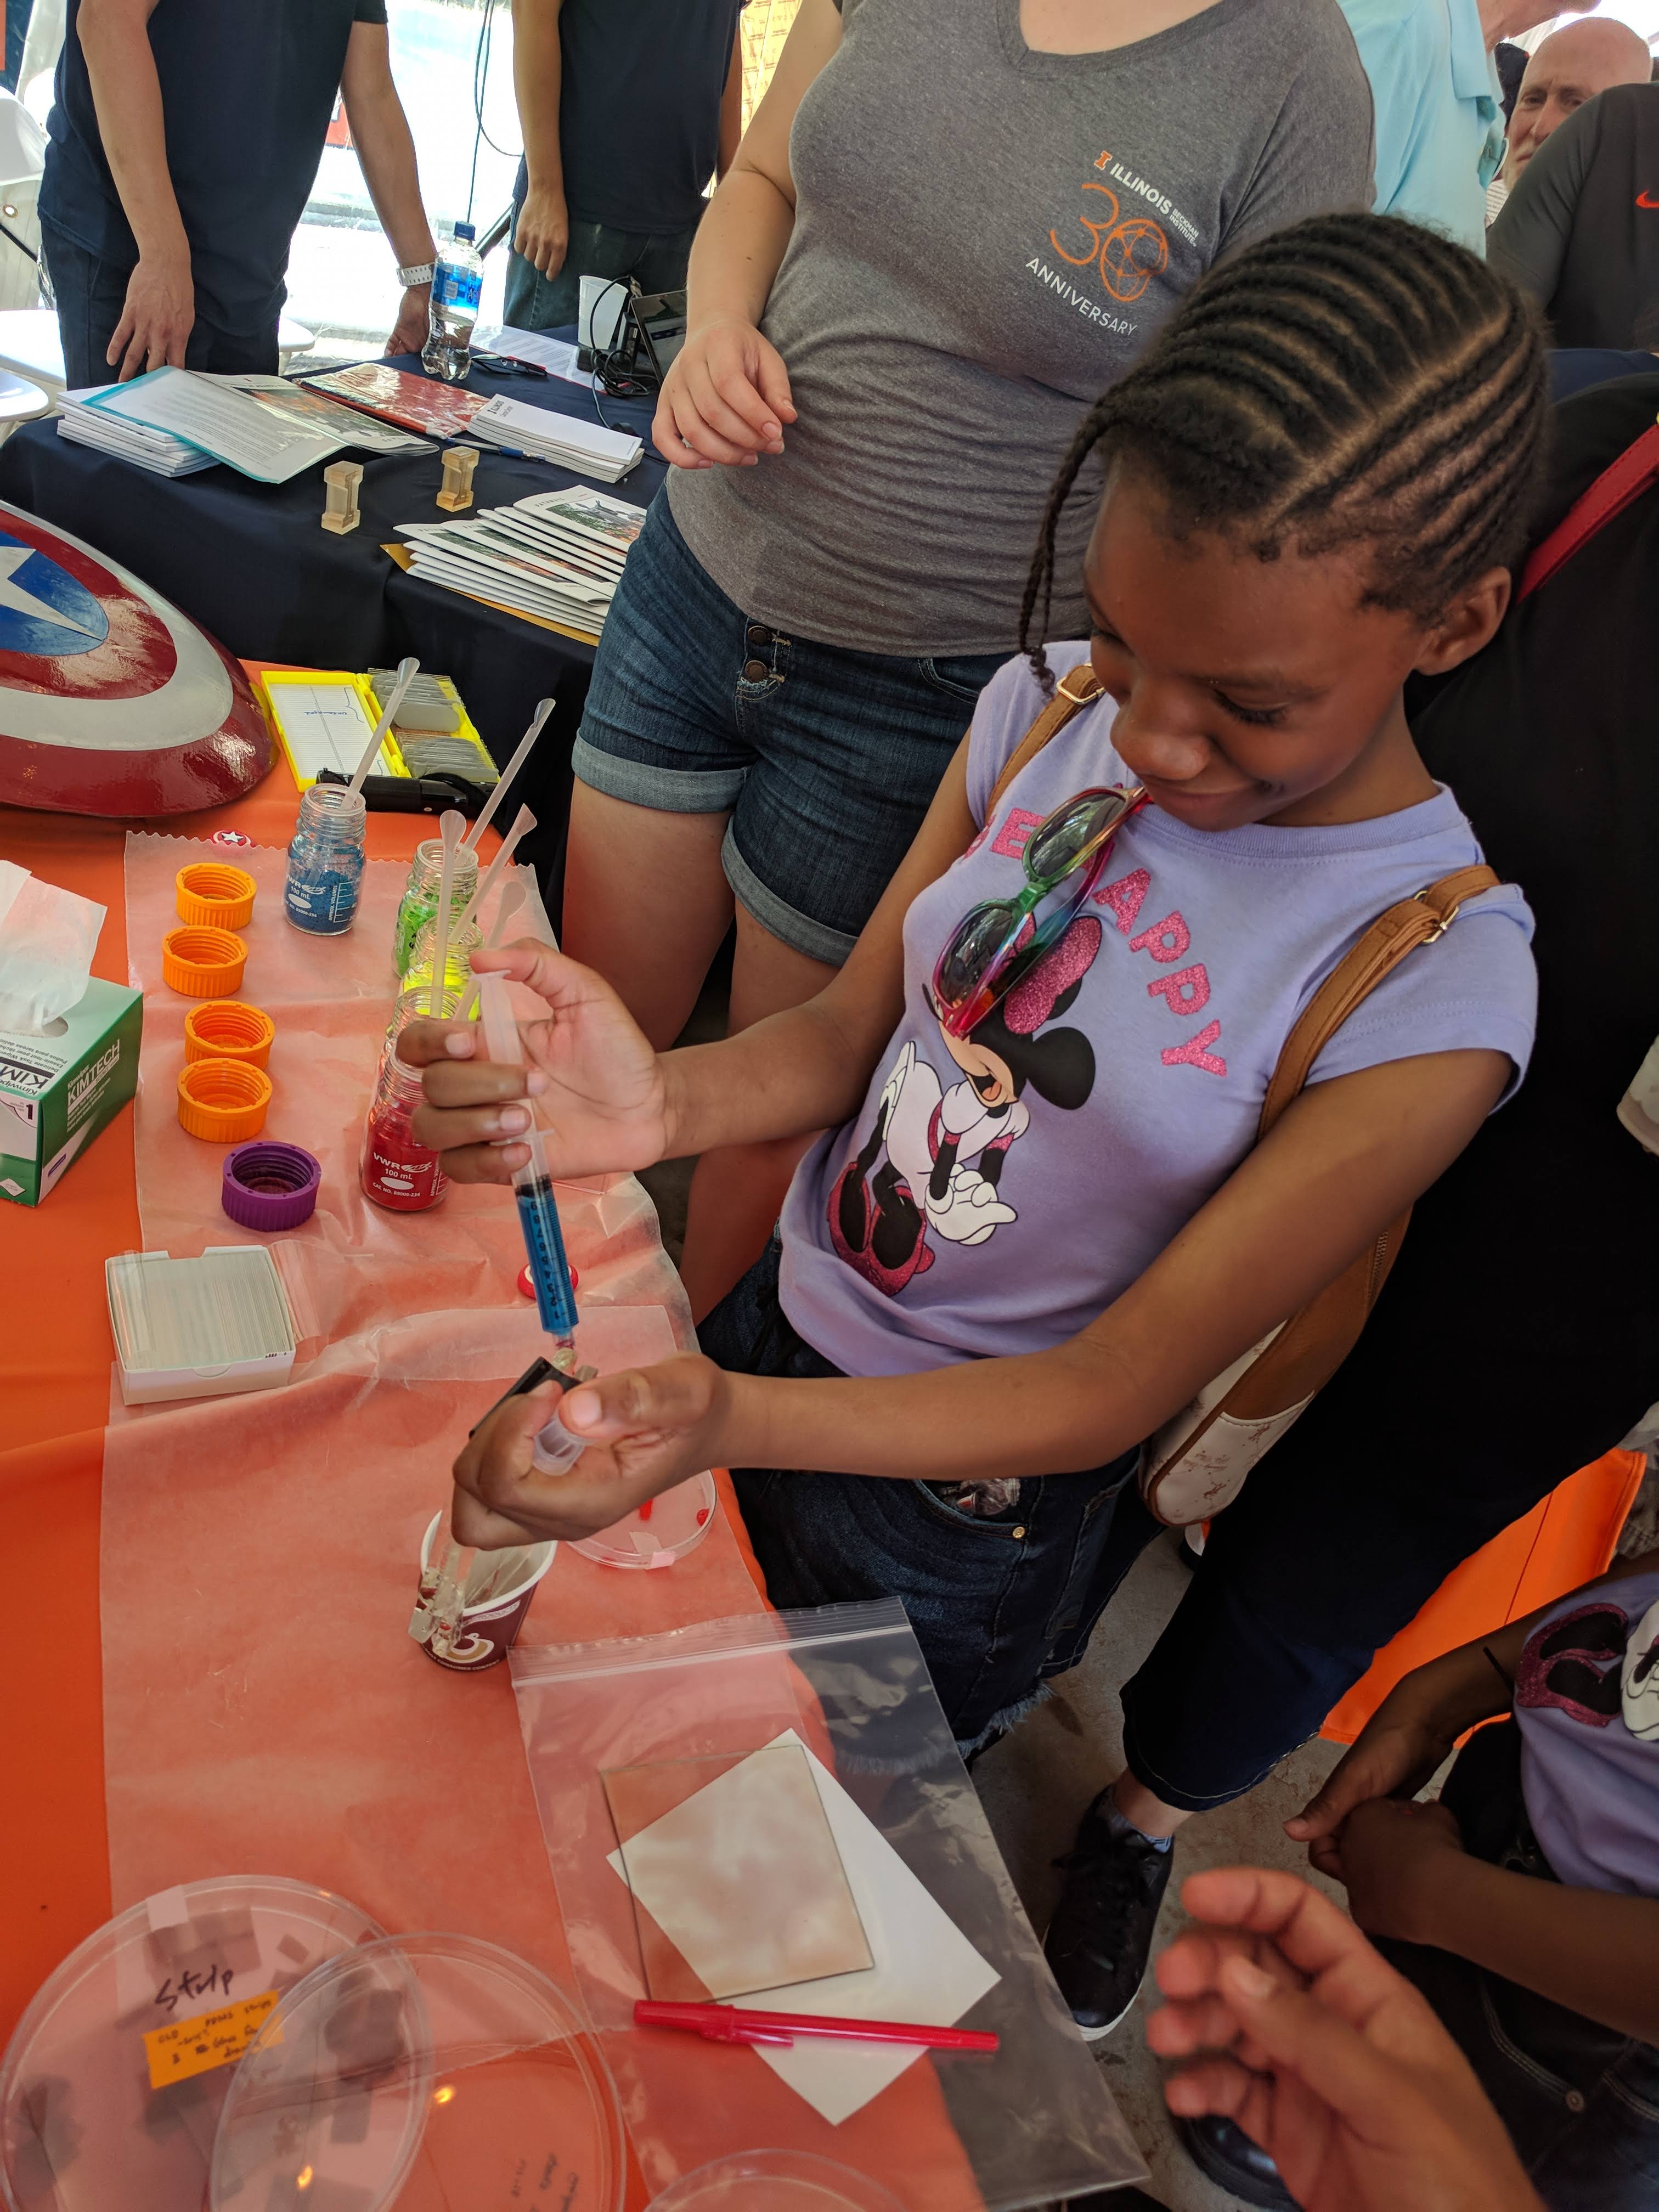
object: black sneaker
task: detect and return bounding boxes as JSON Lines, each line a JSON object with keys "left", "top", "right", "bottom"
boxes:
{"left": 1177, "top": 2115, "right": 1299, "bottom": 2209}
{"left": 1043, "top": 1792, "right": 1173, "bottom": 2037}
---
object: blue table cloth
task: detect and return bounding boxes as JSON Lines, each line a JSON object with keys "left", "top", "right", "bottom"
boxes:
{"left": 0, "top": 344, "right": 665, "bottom": 899}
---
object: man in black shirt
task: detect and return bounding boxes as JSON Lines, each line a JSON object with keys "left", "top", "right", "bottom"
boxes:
{"left": 1490, "top": 82, "right": 1659, "bottom": 349}
{"left": 506, "top": 0, "right": 745, "bottom": 334}
{"left": 40, "top": 0, "right": 439, "bottom": 387}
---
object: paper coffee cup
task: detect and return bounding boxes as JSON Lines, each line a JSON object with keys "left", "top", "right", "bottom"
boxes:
{"left": 416, "top": 1513, "right": 555, "bottom": 1672}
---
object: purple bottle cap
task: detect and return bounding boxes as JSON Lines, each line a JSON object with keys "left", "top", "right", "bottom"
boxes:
{"left": 222, "top": 1140, "right": 322, "bottom": 1231}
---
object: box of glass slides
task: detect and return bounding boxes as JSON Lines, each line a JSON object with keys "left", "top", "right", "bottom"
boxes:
{"left": 105, "top": 1246, "right": 297, "bottom": 1407}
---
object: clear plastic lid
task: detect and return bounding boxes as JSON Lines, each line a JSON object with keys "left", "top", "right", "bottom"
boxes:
{"left": 570, "top": 1470, "right": 719, "bottom": 1571}
{"left": 0, "top": 1874, "right": 383, "bottom": 2212}
{"left": 209, "top": 1932, "right": 625, "bottom": 2212}
{"left": 646, "top": 2151, "right": 909, "bottom": 2211}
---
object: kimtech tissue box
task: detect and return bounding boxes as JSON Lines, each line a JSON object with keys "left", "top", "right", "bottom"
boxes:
{"left": 0, "top": 977, "right": 142, "bottom": 1205}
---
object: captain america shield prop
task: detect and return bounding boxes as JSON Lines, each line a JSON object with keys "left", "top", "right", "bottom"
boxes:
{"left": 0, "top": 503, "right": 274, "bottom": 816}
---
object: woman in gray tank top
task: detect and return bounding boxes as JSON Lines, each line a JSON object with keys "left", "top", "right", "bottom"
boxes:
{"left": 563, "top": 0, "right": 1376, "bottom": 1317}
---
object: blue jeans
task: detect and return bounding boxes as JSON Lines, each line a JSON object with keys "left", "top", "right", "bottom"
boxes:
{"left": 1380, "top": 1723, "right": 1659, "bottom": 2211}
{"left": 702, "top": 1237, "right": 1146, "bottom": 1751}
{"left": 573, "top": 496, "right": 1011, "bottom": 963}
{"left": 503, "top": 163, "right": 701, "bottom": 332}
{"left": 42, "top": 221, "right": 279, "bottom": 390}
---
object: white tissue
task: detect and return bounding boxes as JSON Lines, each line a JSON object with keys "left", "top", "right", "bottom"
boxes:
{"left": 0, "top": 862, "right": 106, "bottom": 1035}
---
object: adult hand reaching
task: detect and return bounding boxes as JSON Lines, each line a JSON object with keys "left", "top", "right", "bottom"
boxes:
{"left": 513, "top": 184, "right": 569, "bottom": 279}
{"left": 652, "top": 315, "right": 797, "bottom": 470}
{"left": 385, "top": 284, "right": 431, "bottom": 357}
{"left": 108, "top": 249, "right": 194, "bottom": 379}
{"left": 450, "top": 1353, "right": 728, "bottom": 1547}
{"left": 1148, "top": 1867, "right": 1544, "bottom": 2212}
{"left": 403, "top": 939, "right": 673, "bottom": 1182}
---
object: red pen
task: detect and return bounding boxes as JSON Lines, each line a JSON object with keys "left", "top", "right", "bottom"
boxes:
{"left": 634, "top": 1999, "right": 998, "bottom": 2053}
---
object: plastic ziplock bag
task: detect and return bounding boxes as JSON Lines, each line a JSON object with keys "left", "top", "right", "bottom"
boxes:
{"left": 510, "top": 1600, "right": 1147, "bottom": 2211}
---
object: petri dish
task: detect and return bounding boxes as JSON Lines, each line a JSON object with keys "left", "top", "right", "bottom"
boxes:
{"left": 571, "top": 1469, "right": 718, "bottom": 1571}
{"left": 647, "top": 2149, "right": 910, "bottom": 2211}
{"left": 210, "top": 1932, "right": 625, "bottom": 2212}
{"left": 0, "top": 1874, "right": 383, "bottom": 2212}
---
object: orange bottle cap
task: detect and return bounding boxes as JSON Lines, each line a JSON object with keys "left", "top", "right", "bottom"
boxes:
{"left": 162, "top": 925, "right": 248, "bottom": 998}
{"left": 176, "top": 862, "right": 257, "bottom": 929}
{"left": 177, "top": 1057, "right": 272, "bottom": 1142}
{"left": 183, "top": 1000, "right": 275, "bottom": 1069}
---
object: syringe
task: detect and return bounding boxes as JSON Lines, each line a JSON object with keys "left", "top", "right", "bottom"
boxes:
{"left": 478, "top": 970, "right": 580, "bottom": 1352}
{"left": 410, "top": 977, "right": 591, "bottom": 1657}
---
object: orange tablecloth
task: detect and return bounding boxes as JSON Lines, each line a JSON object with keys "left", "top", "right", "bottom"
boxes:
{"left": 2, "top": 759, "right": 440, "bottom": 2035}
{"left": 0, "top": 744, "right": 763, "bottom": 2051}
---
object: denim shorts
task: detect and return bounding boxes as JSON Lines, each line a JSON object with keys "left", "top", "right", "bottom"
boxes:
{"left": 700, "top": 1236, "right": 1147, "bottom": 1751}
{"left": 572, "top": 496, "right": 1011, "bottom": 964}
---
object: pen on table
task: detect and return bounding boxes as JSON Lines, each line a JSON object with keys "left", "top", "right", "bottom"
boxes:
{"left": 634, "top": 2000, "right": 998, "bottom": 2053}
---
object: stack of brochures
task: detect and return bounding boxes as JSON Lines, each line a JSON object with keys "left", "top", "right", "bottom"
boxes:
{"left": 57, "top": 385, "right": 217, "bottom": 477}
{"left": 62, "top": 366, "right": 433, "bottom": 483}
{"left": 462, "top": 393, "right": 643, "bottom": 482}
{"left": 394, "top": 487, "right": 645, "bottom": 642}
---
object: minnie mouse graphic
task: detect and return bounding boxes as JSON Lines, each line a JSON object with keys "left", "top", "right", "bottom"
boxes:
{"left": 829, "top": 915, "right": 1103, "bottom": 1298}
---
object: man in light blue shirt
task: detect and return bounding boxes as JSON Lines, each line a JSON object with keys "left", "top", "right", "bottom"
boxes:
{"left": 1338, "top": 0, "right": 1588, "bottom": 253}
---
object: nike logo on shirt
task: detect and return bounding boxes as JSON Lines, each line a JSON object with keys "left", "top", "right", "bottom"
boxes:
{"left": 1638, "top": 190, "right": 1659, "bottom": 210}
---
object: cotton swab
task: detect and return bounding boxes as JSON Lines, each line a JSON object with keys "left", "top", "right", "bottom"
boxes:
{"left": 460, "top": 696, "right": 553, "bottom": 855}
{"left": 453, "top": 805, "right": 535, "bottom": 940}
{"left": 453, "top": 878, "right": 527, "bottom": 1023}
{"left": 347, "top": 655, "right": 419, "bottom": 801}
{"left": 426, "top": 808, "right": 465, "bottom": 1019}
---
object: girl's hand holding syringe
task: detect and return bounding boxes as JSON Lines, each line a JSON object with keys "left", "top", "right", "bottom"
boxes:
{"left": 452, "top": 1352, "right": 732, "bottom": 1548}
{"left": 404, "top": 940, "right": 675, "bottom": 1184}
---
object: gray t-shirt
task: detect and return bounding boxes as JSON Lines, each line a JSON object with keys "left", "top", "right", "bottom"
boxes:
{"left": 668, "top": 0, "right": 1376, "bottom": 656}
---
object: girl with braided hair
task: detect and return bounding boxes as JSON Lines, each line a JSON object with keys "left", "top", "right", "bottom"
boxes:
{"left": 408, "top": 211, "right": 1550, "bottom": 2030}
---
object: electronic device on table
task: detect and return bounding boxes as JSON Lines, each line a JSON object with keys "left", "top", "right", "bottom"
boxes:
{"left": 579, "top": 280, "right": 687, "bottom": 395}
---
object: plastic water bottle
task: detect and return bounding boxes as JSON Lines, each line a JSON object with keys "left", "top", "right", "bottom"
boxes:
{"left": 422, "top": 221, "right": 483, "bottom": 383}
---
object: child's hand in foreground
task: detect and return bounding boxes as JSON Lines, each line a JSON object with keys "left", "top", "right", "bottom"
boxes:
{"left": 403, "top": 939, "right": 672, "bottom": 1185}
{"left": 1149, "top": 1867, "right": 1545, "bottom": 2212}
{"left": 450, "top": 1357, "right": 730, "bottom": 1547}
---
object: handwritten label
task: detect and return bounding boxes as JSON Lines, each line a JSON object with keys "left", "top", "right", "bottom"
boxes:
{"left": 143, "top": 1989, "right": 279, "bottom": 2090}
{"left": 154, "top": 1962, "right": 234, "bottom": 2015}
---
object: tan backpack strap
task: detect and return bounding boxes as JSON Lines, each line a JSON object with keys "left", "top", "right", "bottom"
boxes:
{"left": 1259, "top": 864, "right": 1501, "bottom": 1138}
{"left": 982, "top": 664, "right": 1105, "bottom": 823}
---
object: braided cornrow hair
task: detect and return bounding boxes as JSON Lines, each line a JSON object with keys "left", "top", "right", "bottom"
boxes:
{"left": 1018, "top": 212, "right": 1552, "bottom": 691}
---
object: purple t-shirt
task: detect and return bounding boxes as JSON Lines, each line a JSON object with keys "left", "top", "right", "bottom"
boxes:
{"left": 1516, "top": 1567, "right": 1659, "bottom": 1895}
{"left": 777, "top": 645, "right": 1537, "bottom": 1380}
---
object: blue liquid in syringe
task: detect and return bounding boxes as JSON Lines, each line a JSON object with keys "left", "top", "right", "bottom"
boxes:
{"left": 517, "top": 1175, "right": 579, "bottom": 1335}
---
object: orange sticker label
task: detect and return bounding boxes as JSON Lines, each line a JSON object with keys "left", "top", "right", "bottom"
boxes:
{"left": 143, "top": 1988, "right": 279, "bottom": 2090}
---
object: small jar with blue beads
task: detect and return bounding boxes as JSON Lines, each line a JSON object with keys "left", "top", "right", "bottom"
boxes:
{"left": 284, "top": 785, "right": 367, "bottom": 935}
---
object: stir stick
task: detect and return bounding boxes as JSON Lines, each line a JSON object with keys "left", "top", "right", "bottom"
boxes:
{"left": 426, "top": 808, "right": 466, "bottom": 1018}
{"left": 346, "top": 656, "right": 419, "bottom": 801}
{"left": 453, "top": 805, "right": 535, "bottom": 941}
{"left": 460, "top": 696, "right": 554, "bottom": 856}
{"left": 453, "top": 878, "right": 527, "bottom": 1023}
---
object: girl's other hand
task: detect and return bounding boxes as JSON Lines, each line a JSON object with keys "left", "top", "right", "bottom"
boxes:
{"left": 450, "top": 1356, "right": 728, "bottom": 1545}
{"left": 402, "top": 938, "right": 672, "bottom": 1183}
{"left": 652, "top": 316, "right": 797, "bottom": 470}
